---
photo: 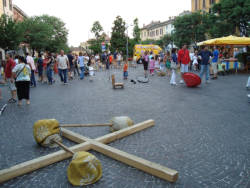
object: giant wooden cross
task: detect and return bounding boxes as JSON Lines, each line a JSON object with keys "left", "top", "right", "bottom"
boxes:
{"left": 0, "top": 120, "right": 178, "bottom": 184}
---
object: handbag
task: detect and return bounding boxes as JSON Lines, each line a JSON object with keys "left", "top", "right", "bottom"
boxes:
{"left": 171, "top": 61, "right": 177, "bottom": 69}
{"left": 15, "top": 64, "right": 26, "bottom": 81}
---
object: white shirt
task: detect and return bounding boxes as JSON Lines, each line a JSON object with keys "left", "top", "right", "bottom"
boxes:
{"left": 84, "top": 56, "right": 89, "bottom": 65}
{"left": 57, "top": 55, "right": 69, "bottom": 69}
{"left": 26, "top": 55, "right": 36, "bottom": 70}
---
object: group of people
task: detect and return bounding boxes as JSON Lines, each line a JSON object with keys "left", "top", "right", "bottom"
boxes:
{"left": 139, "top": 44, "right": 220, "bottom": 85}
{"left": 0, "top": 45, "right": 223, "bottom": 105}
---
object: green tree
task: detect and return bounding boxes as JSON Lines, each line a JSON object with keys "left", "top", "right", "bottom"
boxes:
{"left": 133, "top": 18, "right": 141, "bottom": 43}
{"left": 21, "top": 15, "right": 69, "bottom": 53}
{"left": 210, "top": 0, "right": 250, "bottom": 37}
{"left": 173, "top": 11, "right": 207, "bottom": 48}
{"left": 0, "top": 14, "right": 23, "bottom": 51}
{"left": 110, "top": 16, "right": 126, "bottom": 54}
{"left": 89, "top": 21, "right": 104, "bottom": 54}
{"left": 91, "top": 21, "right": 103, "bottom": 39}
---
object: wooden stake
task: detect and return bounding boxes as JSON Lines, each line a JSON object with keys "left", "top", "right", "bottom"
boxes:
{"left": 0, "top": 120, "right": 154, "bottom": 184}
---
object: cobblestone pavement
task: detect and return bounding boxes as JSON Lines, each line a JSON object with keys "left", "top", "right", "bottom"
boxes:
{"left": 0, "top": 65, "right": 250, "bottom": 188}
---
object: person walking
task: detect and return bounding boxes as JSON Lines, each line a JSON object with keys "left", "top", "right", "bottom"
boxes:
{"left": 199, "top": 46, "right": 213, "bottom": 83}
{"left": 57, "top": 50, "right": 69, "bottom": 84}
{"left": 149, "top": 56, "right": 155, "bottom": 76}
{"left": 78, "top": 52, "right": 85, "bottom": 80}
{"left": 177, "top": 44, "right": 191, "bottom": 84}
{"left": 67, "top": 51, "right": 74, "bottom": 80}
{"left": 211, "top": 46, "right": 219, "bottom": 79}
{"left": 12, "top": 56, "right": 31, "bottom": 106}
{"left": 26, "top": 53, "right": 36, "bottom": 87}
{"left": 4, "top": 54, "right": 17, "bottom": 103}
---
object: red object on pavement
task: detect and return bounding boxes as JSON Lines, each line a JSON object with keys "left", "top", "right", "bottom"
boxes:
{"left": 183, "top": 72, "right": 201, "bottom": 87}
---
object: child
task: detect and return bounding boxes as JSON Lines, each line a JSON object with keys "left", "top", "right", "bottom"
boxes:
{"left": 192, "top": 51, "right": 199, "bottom": 71}
{"left": 149, "top": 56, "right": 155, "bottom": 76}
{"left": 123, "top": 61, "right": 128, "bottom": 80}
{"left": 154, "top": 55, "right": 160, "bottom": 72}
{"left": 165, "top": 51, "right": 171, "bottom": 77}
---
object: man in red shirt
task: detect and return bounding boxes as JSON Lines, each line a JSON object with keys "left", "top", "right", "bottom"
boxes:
{"left": 178, "top": 44, "right": 191, "bottom": 84}
{"left": 4, "top": 54, "right": 17, "bottom": 103}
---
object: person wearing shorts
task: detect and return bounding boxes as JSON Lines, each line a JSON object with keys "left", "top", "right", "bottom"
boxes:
{"left": 178, "top": 45, "right": 190, "bottom": 84}
{"left": 212, "top": 46, "right": 219, "bottom": 79}
{"left": 5, "top": 54, "right": 17, "bottom": 103}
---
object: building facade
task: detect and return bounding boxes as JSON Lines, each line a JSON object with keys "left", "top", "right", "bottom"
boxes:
{"left": 140, "top": 18, "right": 175, "bottom": 41}
{"left": 0, "top": 0, "right": 13, "bottom": 17}
{"left": 13, "top": 4, "right": 28, "bottom": 22}
{"left": 191, "top": 0, "right": 220, "bottom": 12}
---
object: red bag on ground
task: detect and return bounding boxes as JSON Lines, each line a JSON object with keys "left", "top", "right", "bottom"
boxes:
{"left": 183, "top": 72, "right": 201, "bottom": 87}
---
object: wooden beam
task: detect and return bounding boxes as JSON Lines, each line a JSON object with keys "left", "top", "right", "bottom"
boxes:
{"left": 61, "top": 123, "right": 178, "bottom": 182}
{"left": 0, "top": 142, "right": 91, "bottom": 184}
{"left": 61, "top": 119, "right": 155, "bottom": 144}
{"left": 0, "top": 120, "right": 154, "bottom": 184}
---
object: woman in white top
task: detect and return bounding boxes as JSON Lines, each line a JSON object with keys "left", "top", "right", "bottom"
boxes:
{"left": 192, "top": 51, "right": 199, "bottom": 71}
{"left": 12, "top": 56, "right": 31, "bottom": 106}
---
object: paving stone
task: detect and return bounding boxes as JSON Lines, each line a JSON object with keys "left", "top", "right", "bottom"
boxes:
{"left": 0, "top": 66, "right": 250, "bottom": 187}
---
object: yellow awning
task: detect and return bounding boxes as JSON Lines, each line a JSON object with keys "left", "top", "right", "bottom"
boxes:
{"left": 197, "top": 35, "right": 250, "bottom": 46}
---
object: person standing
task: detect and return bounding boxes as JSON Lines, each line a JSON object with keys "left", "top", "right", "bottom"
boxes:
{"left": 46, "top": 53, "right": 54, "bottom": 85}
{"left": 78, "top": 52, "right": 85, "bottom": 80}
{"left": 67, "top": 51, "right": 74, "bottom": 80}
{"left": 211, "top": 46, "right": 219, "bottom": 79}
{"left": 37, "top": 54, "right": 43, "bottom": 82}
{"left": 177, "top": 44, "right": 191, "bottom": 84}
{"left": 12, "top": 56, "right": 31, "bottom": 106}
{"left": 5, "top": 54, "right": 17, "bottom": 103}
{"left": 57, "top": 50, "right": 69, "bottom": 84}
{"left": 170, "top": 48, "right": 178, "bottom": 85}
{"left": 142, "top": 51, "right": 149, "bottom": 78}
{"left": 199, "top": 46, "right": 213, "bottom": 83}
{"left": 149, "top": 56, "right": 155, "bottom": 76}
{"left": 26, "top": 53, "right": 36, "bottom": 87}
{"left": 123, "top": 61, "right": 128, "bottom": 80}
{"left": 117, "top": 52, "right": 122, "bottom": 69}
{"left": 73, "top": 54, "right": 80, "bottom": 77}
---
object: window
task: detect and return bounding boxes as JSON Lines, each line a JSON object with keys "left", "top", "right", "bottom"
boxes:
{"left": 3, "top": 0, "right": 6, "bottom": 7}
{"left": 160, "top": 29, "right": 163, "bottom": 35}
{"left": 203, "top": 0, "right": 206, "bottom": 8}
{"left": 9, "top": 0, "right": 12, "bottom": 10}
{"left": 144, "top": 32, "right": 146, "bottom": 37}
{"left": 156, "top": 30, "right": 159, "bottom": 36}
{"left": 210, "top": 0, "right": 215, "bottom": 5}
{"left": 195, "top": 0, "right": 198, "bottom": 10}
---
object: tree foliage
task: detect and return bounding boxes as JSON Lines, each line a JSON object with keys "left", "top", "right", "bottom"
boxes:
{"left": 210, "top": 0, "right": 250, "bottom": 37}
{"left": 0, "top": 15, "right": 23, "bottom": 51}
{"left": 173, "top": 11, "right": 207, "bottom": 48}
{"left": 133, "top": 18, "right": 141, "bottom": 43}
{"left": 21, "top": 15, "right": 69, "bottom": 53}
{"left": 89, "top": 21, "right": 104, "bottom": 54}
{"left": 110, "top": 16, "right": 126, "bottom": 54}
{"left": 91, "top": 21, "right": 103, "bottom": 39}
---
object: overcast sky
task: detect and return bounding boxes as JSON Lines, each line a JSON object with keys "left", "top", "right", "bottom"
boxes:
{"left": 13, "top": 0, "right": 190, "bottom": 47}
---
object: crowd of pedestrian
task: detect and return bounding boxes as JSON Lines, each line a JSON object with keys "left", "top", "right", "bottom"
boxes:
{"left": 0, "top": 45, "right": 237, "bottom": 105}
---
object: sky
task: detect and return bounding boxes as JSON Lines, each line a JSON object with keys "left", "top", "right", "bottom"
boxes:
{"left": 13, "top": 0, "right": 190, "bottom": 47}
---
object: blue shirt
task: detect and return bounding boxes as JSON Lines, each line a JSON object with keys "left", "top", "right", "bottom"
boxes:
{"left": 171, "top": 53, "right": 177, "bottom": 64}
{"left": 198, "top": 50, "right": 213, "bottom": 65}
{"left": 212, "top": 49, "right": 219, "bottom": 63}
{"left": 78, "top": 56, "right": 84, "bottom": 67}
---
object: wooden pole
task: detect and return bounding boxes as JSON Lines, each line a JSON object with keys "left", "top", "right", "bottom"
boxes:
{"left": 52, "top": 140, "right": 75, "bottom": 155}
{"left": 60, "top": 123, "right": 112, "bottom": 127}
{"left": 0, "top": 120, "right": 155, "bottom": 184}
